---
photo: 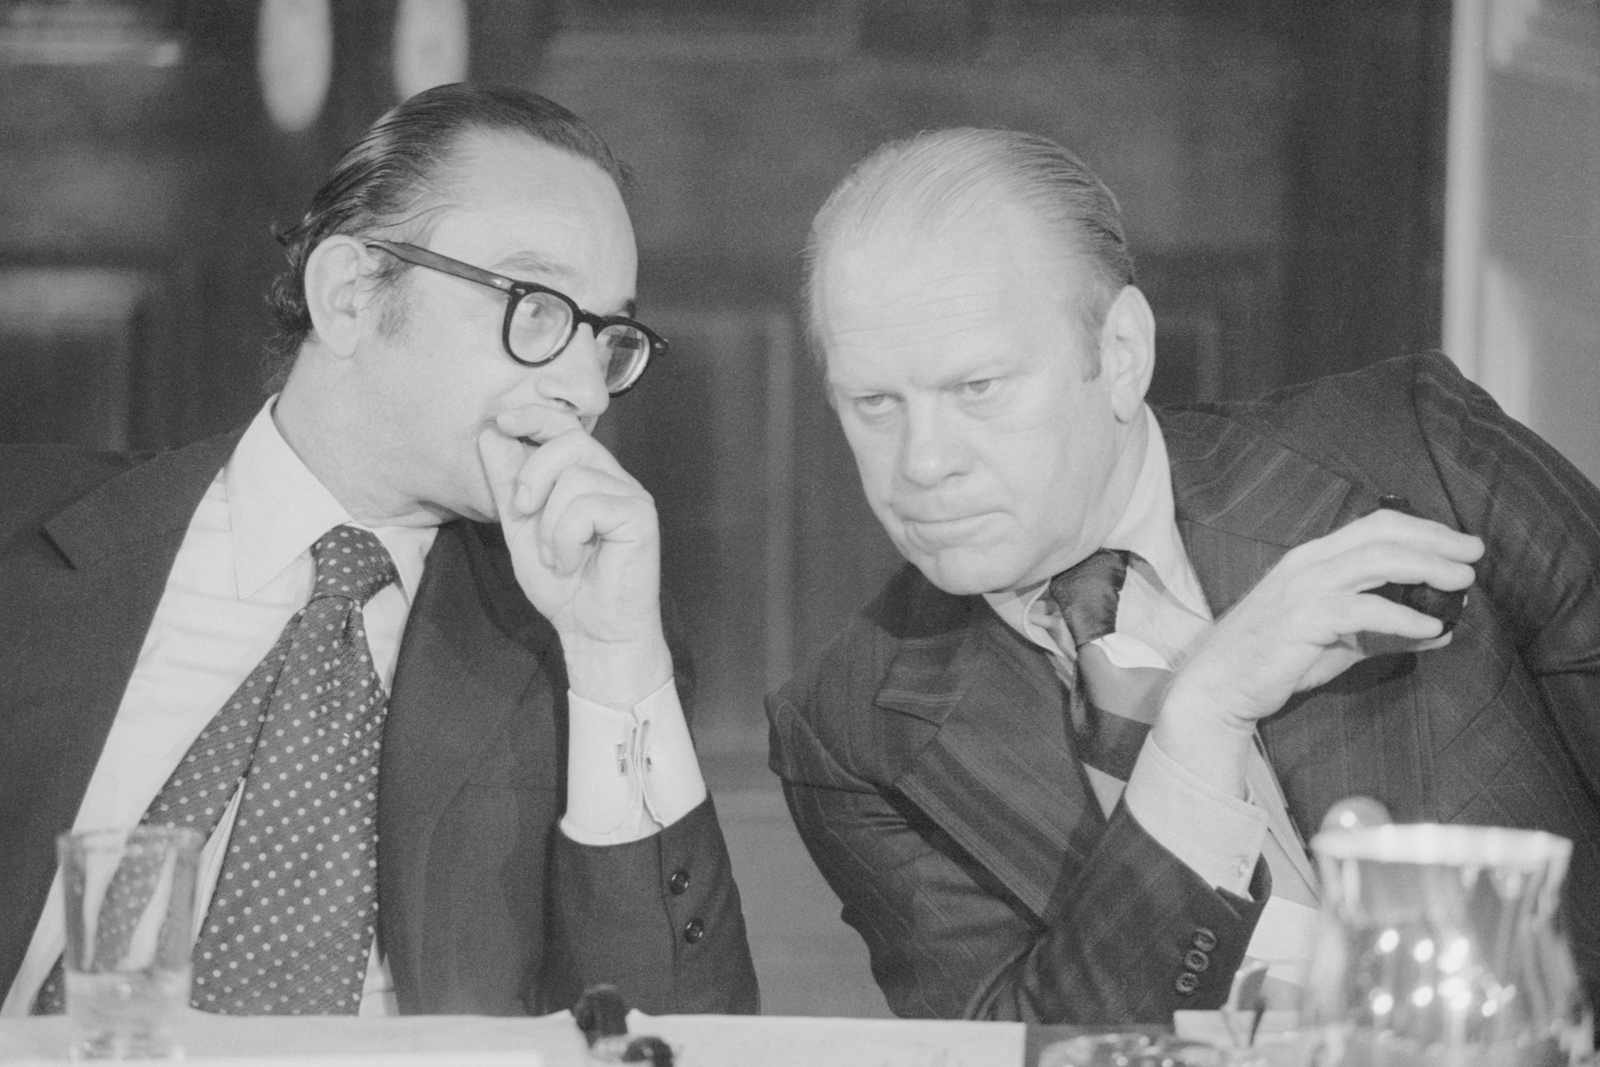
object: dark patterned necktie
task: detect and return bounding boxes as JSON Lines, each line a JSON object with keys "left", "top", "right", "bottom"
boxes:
{"left": 34, "top": 525, "right": 397, "bottom": 1016}
{"left": 1048, "top": 548, "right": 1172, "bottom": 780}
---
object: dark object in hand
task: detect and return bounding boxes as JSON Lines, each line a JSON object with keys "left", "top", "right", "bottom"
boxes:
{"left": 1370, "top": 495, "right": 1466, "bottom": 634}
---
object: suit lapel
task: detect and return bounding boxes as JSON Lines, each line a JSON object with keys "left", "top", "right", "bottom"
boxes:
{"left": 377, "top": 520, "right": 563, "bottom": 1010}
{"left": 0, "top": 431, "right": 240, "bottom": 993}
{"left": 882, "top": 599, "right": 1104, "bottom": 923}
{"left": 1159, "top": 409, "right": 1377, "bottom": 615}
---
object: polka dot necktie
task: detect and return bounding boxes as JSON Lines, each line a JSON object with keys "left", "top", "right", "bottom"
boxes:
{"left": 33, "top": 526, "right": 397, "bottom": 1016}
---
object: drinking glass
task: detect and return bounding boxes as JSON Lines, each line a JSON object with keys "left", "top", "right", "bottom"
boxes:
{"left": 1303, "top": 823, "right": 1591, "bottom": 1067}
{"left": 58, "top": 826, "right": 203, "bottom": 1061}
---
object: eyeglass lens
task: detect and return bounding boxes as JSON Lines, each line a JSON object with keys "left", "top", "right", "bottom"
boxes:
{"left": 509, "top": 291, "right": 651, "bottom": 393}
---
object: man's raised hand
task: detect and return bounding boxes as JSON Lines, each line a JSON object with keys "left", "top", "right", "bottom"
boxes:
{"left": 1153, "top": 507, "right": 1483, "bottom": 796}
{"left": 477, "top": 408, "right": 673, "bottom": 708}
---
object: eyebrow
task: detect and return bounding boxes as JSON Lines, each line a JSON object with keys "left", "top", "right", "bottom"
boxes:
{"left": 491, "top": 252, "right": 640, "bottom": 319}
{"left": 494, "top": 251, "right": 574, "bottom": 280}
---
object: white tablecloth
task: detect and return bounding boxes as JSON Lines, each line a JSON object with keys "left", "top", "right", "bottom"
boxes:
{"left": 0, "top": 1009, "right": 1025, "bottom": 1067}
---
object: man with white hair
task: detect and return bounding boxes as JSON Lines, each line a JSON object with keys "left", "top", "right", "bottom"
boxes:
{"left": 769, "top": 127, "right": 1600, "bottom": 1023}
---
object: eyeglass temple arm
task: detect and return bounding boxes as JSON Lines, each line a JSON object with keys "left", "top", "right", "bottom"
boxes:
{"left": 366, "top": 240, "right": 514, "bottom": 294}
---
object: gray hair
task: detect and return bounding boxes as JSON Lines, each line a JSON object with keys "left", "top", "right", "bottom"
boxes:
{"left": 804, "top": 128, "right": 1135, "bottom": 372}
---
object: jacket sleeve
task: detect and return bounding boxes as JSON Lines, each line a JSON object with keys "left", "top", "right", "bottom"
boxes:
{"left": 1409, "top": 356, "right": 1600, "bottom": 799}
{"left": 769, "top": 689, "right": 1266, "bottom": 1024}
{"left": 1401, "top": 356, "right": 1600, "bottom": 1007}
{"left": 542, "top": 795, "right": 759, "bottom": 1015}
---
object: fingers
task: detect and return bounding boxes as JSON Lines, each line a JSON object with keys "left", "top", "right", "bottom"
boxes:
{"left": 1309, "top": 508, "right": 1484, "bottom": 566}
{"left": 491, "top": 411, "right": 636, "bottom": 516}
{"left": 476, "top": 420, "right": 653, "bottom": 576}
{"left": 1259, "top": 509, "right": 1481, "bottom": 646}
{"left": 477, "top": 429, "right": 535, "bottom": 524}
{"left": 493, "top": 405, "right": 586, "bottom": 445}
{"left": 542, "top": 487, "right": 652, "bottom": 574}
{"left": 1360, "top": 630, "right": 1453, "bottom": 658}
{"left": 1324, "top": 589, "right": 1449, "bottom": 642}
{"left": 1316, "top": 539, "right": 1478, "bottom": 596}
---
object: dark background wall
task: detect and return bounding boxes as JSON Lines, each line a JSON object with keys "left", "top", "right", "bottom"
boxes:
{"left": 0, "top": 0, "right": 1452, "bottom": 755}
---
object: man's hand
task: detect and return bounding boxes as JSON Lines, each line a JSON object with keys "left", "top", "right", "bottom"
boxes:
{"left": 1155, "top": 508, "right": 1484, "bottom": 795}
{"left": 477, "top": 408, "right": 674, "bottom": 709}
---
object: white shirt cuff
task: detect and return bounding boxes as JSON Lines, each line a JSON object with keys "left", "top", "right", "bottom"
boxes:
{"left": 1124, "top": 732, "right": 1268, "bottom": 896}
{"left": 560, "top": 678, "right": 708, "bottom": 846}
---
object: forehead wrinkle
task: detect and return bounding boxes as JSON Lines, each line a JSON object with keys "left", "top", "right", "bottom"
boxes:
{"left": 827, "top": 260, "right": 1018, "bottom": 351}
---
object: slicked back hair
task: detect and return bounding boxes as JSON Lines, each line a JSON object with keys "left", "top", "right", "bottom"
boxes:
{"left": 262, "top": 83, "right": 629, "bottom": 391}
{"left": 804, "top": 127, "right": 1135, "bottom": 375}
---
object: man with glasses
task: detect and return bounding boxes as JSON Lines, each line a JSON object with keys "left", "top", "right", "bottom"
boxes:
{"left": 769, "top": 128, "right": 1600, "bottom": 1022}
{"left": 0, "top": 84, "right": 757, "bottom": 1017}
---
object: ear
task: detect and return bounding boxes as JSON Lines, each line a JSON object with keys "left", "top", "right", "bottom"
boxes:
{"left": 1097, "top": 284, "right": 1156, "bottom": 423}
{"left": 303, "top": 235, "right": 373, "bottom": 358}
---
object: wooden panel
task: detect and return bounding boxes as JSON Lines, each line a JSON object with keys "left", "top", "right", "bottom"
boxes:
{"left": 1140, "top": 249, "right": 1278, "bottom": 402}
{"left": 0, "top": 1, "right": 559, "bottom": 449}
{"left": 596, "top": 307, "right": 799, "bottom": 754}
{"left": 0, "top": 267, "right": 158, "bottom": 449}
{"left": 1278, "top": 0, "right": 1452, "bottom": 383}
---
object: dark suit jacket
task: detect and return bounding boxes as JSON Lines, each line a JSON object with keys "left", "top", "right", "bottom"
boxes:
{"left": 0, "top": 428, "right": 758, "bottom": 1015}
{"left": 768, "top": 353, "right": 1600, "bottom": 1023}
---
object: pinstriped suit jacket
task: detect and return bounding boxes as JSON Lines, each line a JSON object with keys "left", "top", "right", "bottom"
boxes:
{"left": 768, "top": 353, "right": 1600, "bottom": 1023}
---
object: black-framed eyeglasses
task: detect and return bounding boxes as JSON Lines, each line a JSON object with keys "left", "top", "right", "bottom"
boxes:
{"left": 365, "top": 239, "right": 668, "bottom": 396}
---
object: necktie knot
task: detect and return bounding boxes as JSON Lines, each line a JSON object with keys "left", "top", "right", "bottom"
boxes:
{"left": 1047, "top": 548, "right": 1131, "bottom": 648}
{"left": 311, "top": 525, "right": 397, "bottom": 605}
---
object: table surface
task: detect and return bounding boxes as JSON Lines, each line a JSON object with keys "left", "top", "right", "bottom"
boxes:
{"left": 2, "top": 1010, "right": 1024, "bottom": 1066}
{"left": 0, "top": 1009, "right": 1303, "bottom": 1066}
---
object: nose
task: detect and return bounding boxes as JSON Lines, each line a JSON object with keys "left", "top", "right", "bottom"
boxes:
{"left": 898, "top": 400, "right": 967, "bottom": 488}
{"left": 533, "top": 325, "right": 611, "bottom": 421}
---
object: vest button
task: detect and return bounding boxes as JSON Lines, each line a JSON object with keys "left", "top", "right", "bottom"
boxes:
{"left": 668, "top": 868, "right": 691, "bottom": 895}
{"left": 683, "top": 918, "right": 705, "bottom": 944}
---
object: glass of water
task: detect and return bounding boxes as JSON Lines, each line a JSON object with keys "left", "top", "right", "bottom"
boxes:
{"left": 57, "top": 826, "right": 203, "bottom": 1060}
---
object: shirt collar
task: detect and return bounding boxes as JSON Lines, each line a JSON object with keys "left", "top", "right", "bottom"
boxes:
{"left": 984, "top": 405, "right": 1208, "bottom": 637}
{"left": 225, "top": 398, "right": 435, "bottom": 600}
{"left": 1101, "top": 405, "right": 1209, "bottom": 617}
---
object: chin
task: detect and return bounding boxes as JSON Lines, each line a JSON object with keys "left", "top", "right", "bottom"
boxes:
{"left": 909, "top": 550, "right": 1025, "bottom": 597}
{"left": 416, "top": 488, "right": 493, "bottom": 525}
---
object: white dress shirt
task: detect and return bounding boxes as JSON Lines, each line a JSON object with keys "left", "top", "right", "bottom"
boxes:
{"left": 2, "top": 399, "right": 706, "bottom": 1017}
{"left": 984, "top": 406, "right": 1319, "bottom": 990}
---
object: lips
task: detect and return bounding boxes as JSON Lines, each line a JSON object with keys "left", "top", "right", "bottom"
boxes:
{"left": 899, "top": 512, "right": 995, "bottom": 549}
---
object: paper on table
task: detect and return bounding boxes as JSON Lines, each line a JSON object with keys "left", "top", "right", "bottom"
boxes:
{"left": 4, "top": 1055, "right": 539, "bottom": 1067}
{"left": 627, "top": 1010, "right": 1026, "bottom": 1067}
{"left": 0, "top": 1010, "right": 1024, "bottom": 1067}
{"left": 1174, "top": 1009, "right": 1300, "bottom": 1047}
{"left": 0, "top": 1012, "right": 576, "bottom": 1066}
{"left": 1174, "top": 1010, "right": 1312, "bottom": 1067}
